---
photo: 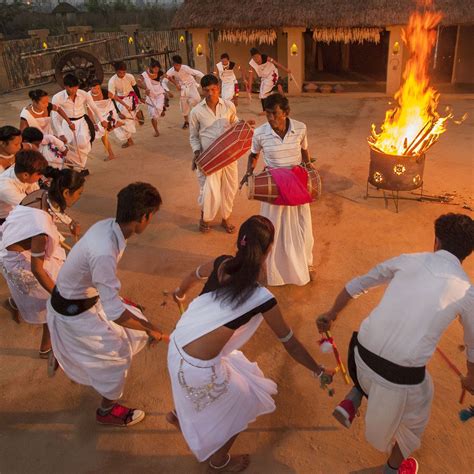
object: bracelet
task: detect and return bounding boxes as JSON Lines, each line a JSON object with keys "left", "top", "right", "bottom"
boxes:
{"left": 31, "top": 251, "right": 45, "bottom": 257}
{"left": 195, "top": 266, "right": 208, "bottom": 280}
{"left": 174, "top": 288, "right": 185, "bottom": 301}
{"left": 278, "top": 329, "right": 293, "bottom": 343}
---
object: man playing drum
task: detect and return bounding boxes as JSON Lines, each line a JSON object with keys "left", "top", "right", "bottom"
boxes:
{"left": 189, "top": 74, "right": 243, "bottom": 234}
{"left": 242, "top": 93, "right": 315, "bottom": 286}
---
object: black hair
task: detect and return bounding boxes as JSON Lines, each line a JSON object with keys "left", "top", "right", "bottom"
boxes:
{"left": 250, "top": 48, "right": 260, "bottom": 56}
{"left": 63, "top": 74, "right": 79, "bottom": 87}
{"left": 89, "top": 79, "right": 102, "bottom": 87}
{"left": 28, "top": 89, "right": 48, "bottom": 102}
{"left": 43, "top": 167, "right": 87, "bottom": 212}
{"left": 116, "top": 182, "right": 162, "bottom": 224}
{"left": 434, "top": 213, "right": 474, "bottom": 262}
{"left": 172, "top": 55, "right": 183, "bottom": 64}
{"left": 214, "top": 215, "right": 275, "bottom": 308}
{"left": 22, "top": 126, "right": 43, "bottom": 144}
{"left": 149, "top": 59, "right": 162, "bottom": 70}
{"left": 14, "top": 149, "right": 48, "bottom": 175}
{"left": 201, "top": 74, "right": 219, "bottom": 88}
{"left": 114, "top": 61, "right": 127, "bottom": 71}
{"left": 0, "top": 125, "right": 21, "bottom": 143}
{"left": 220, "top": 53, "right": 230, "bottom": 60}
{"left": 263, "top": 93, "right": 290, "bottom": 114}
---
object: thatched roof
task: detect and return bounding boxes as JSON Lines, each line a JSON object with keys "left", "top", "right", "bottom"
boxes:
{"left": 52, "top": 2, "right": 78, "bottom": 14}
{"left": 172, "top": 0, "right": 474, "bottom": 29}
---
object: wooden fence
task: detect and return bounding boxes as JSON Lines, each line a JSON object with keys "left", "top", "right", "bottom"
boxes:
{"left": 0, "top": 30, "right": 182, "bottom": 92}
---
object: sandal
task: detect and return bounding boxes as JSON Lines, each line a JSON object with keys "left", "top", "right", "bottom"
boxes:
{"left": 39, "top": 348, "right": 52, "bottom": 359}
{"left": 199, "top": 219, "right": 211, "bottom": 233}
{"left": 221, "top": 220, "right": 236, "bottom": 234}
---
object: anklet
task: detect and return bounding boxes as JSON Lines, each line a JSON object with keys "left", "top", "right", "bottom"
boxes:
{"left": 209, "top": 453, "right": 231, "bottom": 470}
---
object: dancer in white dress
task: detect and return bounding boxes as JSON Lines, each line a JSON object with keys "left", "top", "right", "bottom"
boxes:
{"left": 88, "top": 79, "right": 130, "bottom": 161}
{"left": 166, "top": 55, "right": 204, "bottom": 129}
{"left": 214, "top": 53, "right": 240, "bottom": 104}
{"left": 21, "top": 126, "right": 68, "bottom": 169}
{"left": 47, "top": 183, "right": 164, "bottom": 426}
{"left": 0, "top": 167, "right": 85, "bottom": 357}
{"left": 168, "top": 215, "right": 332, "bottom": 472}
{"left": 317, "top": 213, "right": 474, "bottom": 474}
{"left": 246, "top": 48, "right": 290, "bottom": 113}
{"left": 137, "top": 59, "right": 168, "bottom": 137}
{"left": 0, "top": 126, "right": 22, "bottom": 171}
{"left": 242, "top": 94, "right": 315, "bottom": 286}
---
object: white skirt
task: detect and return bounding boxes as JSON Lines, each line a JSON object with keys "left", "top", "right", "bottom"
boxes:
{"left": 145, "top": 94, "right": 165, "bottom": 120}
{"left": 168, "top": 339, "right": 277, "bottom": 461}
{"left": 47, "top": 301, "right": 148, "bottom": 400}
{"left": 260, "top": 202, "right": 314, "bottom": 286}
{"left": 1, "top": 250, "right": 63, "bottom": 324}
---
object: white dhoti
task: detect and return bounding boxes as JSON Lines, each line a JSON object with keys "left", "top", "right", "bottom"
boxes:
{"left": 355, "top": 349, "right": 434, "bottom": 458}
{"left": 196, "top": 162, "right": 238, "bottom": 222}
{"left": 145, "top": 94, "right": 165, "bottom": 120}
{"left": 47, "top": 301, "right": 148, "bottom": 400}
{"left": 180, "top": 83, "right": 201, "bottom": 116}
{"left": 260, "top": 202, "right": 314, "bottom": 286}
{"left": 221, "top": 82, "right": 235, "bottom": 101}
{"left": 259, "top": 77, "right": 277, "bottom": 99}
{"left": 59, "top": 117, "right": 91, "bottom": 169}
{"left": 168, "top": 289, "right": 277, "bottom": 461}
{"left": 39, "top": 143, "right": 65, "bottom": 169}
{"left": 115, "top": 96, "right": 137, "bottom": 142}
{"left": 1, "top": 251, "right": 63, "bottom": 324}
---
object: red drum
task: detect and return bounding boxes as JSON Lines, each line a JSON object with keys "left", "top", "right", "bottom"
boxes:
{"left": 248, "top": 167, "right": 322, "bottom": 204}
{"left": 196, "top": 121, "right": 253, "bottom": 176}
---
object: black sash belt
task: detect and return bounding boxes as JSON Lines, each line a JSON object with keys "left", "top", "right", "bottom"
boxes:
{"left": 69, "top": 115, "right": 96, "bottom": 144}
{"left": 348, "top": 332, "right": 426, "bottom": 397}
{"left": 51, "top": 286, "right": 99, "bottom": 316}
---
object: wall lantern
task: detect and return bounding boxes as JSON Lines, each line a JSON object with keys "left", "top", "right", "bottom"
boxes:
{"left": 392, "top": 41, "right": 400, "bottom": 55}
{"left": 179, "top": 34, "right": 185, "bottom": 43}
{"left": 79, "top": 36, "right": 84, "bottom": 42}
{"left": 128, "top": 36, "right": 134, "bottom": 44}
{"left": 290, "top": 42, "right": 298, "bottom": 56}
{"left": 196, "top": 43, "right": 203, "bottom": 56}
{"left": 42, "top": 41, "right": 48, "bottom": 49}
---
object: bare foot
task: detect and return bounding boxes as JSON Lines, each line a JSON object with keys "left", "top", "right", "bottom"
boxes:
{"left": 208, "top": 454, "right": 250, "bottom": 472}
{"left": 221, "top": 219, "right": 236, "bottom": 234}
{"left": 104, "top": 155, "right": 117, "bottom": 162}
{"left": 3, "top": 298, "right": 20, "bottom": 324}
{"left": 121, "top": 142, "right": 130, "bottom": 148}
{"left": 165, "top": 410, "right": 181, "bottom": 431}
{"left": 153, "top": 131, "right": 160, "bottom": 137}
{"left": 308, "top": 266, "right": 316, "bottom": 281}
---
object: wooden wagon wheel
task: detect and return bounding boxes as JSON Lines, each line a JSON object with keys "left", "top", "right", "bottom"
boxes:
{"left": 54, "top": 50, "right": 104, "bottom": 90}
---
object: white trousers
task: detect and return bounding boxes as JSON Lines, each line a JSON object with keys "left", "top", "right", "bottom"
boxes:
{"left": 180, "top": 84, "right": 201, "bottom": 117}
{"left": 196, "top": 162, "right": 238, "bottom": 222}
{"left": 356, "top": 349, "right": 434, "bottom": 458}
{"left": 59, "top": 117, "right": 91, "bottom": 168}
{"left": 260, "top": 202, "right": 314, "bottom": 286}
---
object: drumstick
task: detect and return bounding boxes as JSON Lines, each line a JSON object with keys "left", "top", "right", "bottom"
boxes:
{"left": 436, "top": 347, "right": 467, "bottom": 404}
{"left": 326, "top": 331, "right": 351, "bottom": 385}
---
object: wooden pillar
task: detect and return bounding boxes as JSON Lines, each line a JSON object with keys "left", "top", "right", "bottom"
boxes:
{"left": 189, "top": 28, "right": 211, "bottom": 73}
{"left": 283, "top": 27, "right": 305, "bottom": 95}
{"left": 0, "top": 37, "right": 10, "bottom": 93}
{"left": 341, "top": 43, "right": 350, "bottom": 71}
{"left": 386, "top": 25, "right": 407, "bottom": 96}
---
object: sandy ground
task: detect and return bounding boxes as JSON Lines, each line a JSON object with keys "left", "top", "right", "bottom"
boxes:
{"left": 0, "top": 86, "right": 473, "bottom": 474}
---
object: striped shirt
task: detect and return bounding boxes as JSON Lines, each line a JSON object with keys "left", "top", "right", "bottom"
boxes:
{"left": 251, "top": 118, "right": 308, "bottom": 168}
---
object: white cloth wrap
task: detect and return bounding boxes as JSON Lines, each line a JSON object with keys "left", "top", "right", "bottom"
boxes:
{"left": 0, "top": 206, "right": 65, "bottom": 324}
{"left": 168, "top": 287, "right": 278, "bottom": 461}
{"left": 47, "top": 301, "right": 148, "bottom": 400}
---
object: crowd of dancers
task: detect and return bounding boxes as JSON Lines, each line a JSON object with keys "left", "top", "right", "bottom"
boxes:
{"left": 0, "top": 47, "right": 473, "bottom": 474}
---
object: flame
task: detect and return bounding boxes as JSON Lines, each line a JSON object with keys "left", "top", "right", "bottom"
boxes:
{"left": 369, "top": 6, "right": 451, "bottom": 156}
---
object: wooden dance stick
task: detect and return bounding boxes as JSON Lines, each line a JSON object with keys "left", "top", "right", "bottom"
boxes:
{"left": 60, "top": 240, "right": 72, "bottom": 251}
{"left": 326, "top": 331, "right": 351, "bottom": 385}
{"left": 289, "top": 73, "right": 300, "bottom": 90}
{"left": 436, "top": 347, "right": 466, "bottom": 404}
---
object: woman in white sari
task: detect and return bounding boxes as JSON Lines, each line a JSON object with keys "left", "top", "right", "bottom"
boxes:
{"left": 168, "top": 215, "right": 332, "bottom": 472}
{"left": 0, "top": 167, "right": 86, "bottom": 357}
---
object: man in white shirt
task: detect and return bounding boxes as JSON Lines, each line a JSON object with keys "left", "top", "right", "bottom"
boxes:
{"left": 242, "top": 93, "right": 315, "bottom": 286}
{"left": 246, "top": 48, "right": 290, "bottom": 113}
{"left": 166, "top": 55, "right": 204, "bottom": 129}
{"left": 317, "top": 213, "right": 474, "bottom": 474}
{"left": 214, "top": 53, "right": 240, "bottom": 104}
{"left": 52, "top": 74, "right": 107, "bottom": 169}
{"left": 190, "top": 74, "right": 240, "bottom": 233}
{"left": 0, "top": 149, "right": 47, "bottom": 222}
{"left": 47, "top": 182, "right": 164, "bottom": 427}
{"left": 108, "top": 61, "right": 144, "bottom": 148}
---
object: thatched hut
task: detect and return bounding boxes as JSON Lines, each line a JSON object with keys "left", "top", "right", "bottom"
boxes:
{"left": 172, "top": 0, "right": 474, "bottom": 94}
